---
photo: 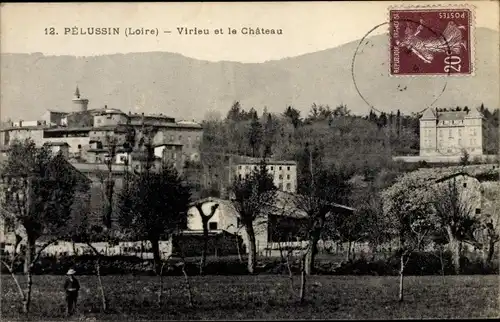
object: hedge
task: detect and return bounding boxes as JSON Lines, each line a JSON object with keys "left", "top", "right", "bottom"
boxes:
{"left": 1, "top": 252, "right": 497, "bottom": 276}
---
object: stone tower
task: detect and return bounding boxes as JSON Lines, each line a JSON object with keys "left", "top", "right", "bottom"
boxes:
{"left": 72, "top": 86, "right": 89, "bottom": 112}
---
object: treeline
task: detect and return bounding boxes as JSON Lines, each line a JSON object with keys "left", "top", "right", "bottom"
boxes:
{"left": 201, "top": 102, "right": 498, "bottom": 169}
{"left": 200, "top": 103, "right": 495, "bottom": 188}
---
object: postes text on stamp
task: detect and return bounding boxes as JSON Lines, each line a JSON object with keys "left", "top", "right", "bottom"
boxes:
{"left": 390, "top": 7, "right": 472, "bottom": 76}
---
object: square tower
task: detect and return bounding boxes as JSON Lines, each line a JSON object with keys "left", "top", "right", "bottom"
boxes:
{"left": 419, "top": 108, "right": 437, "bottom": 156}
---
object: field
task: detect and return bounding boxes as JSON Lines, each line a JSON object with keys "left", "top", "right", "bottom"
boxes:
{"left": 1, "top": 275, "right": 498, "bottom": 320}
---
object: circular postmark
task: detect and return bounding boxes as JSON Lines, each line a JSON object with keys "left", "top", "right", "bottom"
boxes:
{"left": 351, "top": 18, "right": 457, "bottom": 115}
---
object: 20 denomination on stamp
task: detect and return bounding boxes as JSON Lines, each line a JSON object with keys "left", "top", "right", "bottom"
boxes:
{"left": 390, "top": 7, "right": 472, "bottom": 76}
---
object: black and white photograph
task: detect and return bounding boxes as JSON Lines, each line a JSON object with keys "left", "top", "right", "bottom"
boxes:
{"left": 0, "top": 1, "right": 499, "bottom": 320}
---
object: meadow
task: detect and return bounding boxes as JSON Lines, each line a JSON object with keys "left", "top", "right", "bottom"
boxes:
{"left": 1, "top": 274, "right": 498, "bottom": 320}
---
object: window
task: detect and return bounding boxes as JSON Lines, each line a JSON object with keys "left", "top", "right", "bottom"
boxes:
{"left": 279, "top": 174, "right": 283, "bottom": 179}
{"left": 271, "top": 166, "right": 274, "bottom": 170}
{"left": 287, "top": 174, "right": 290, "bottom": 180}
{"left": 239, "top": 165, "right": 242, "bottom": 169}
{"left": 279, "top": 183, "right": 283, "bottom": 190}
{"left": 463, "top": 183, "right": 467, "bottom": 188}
{"left": 77, "top": 144, "right": 82, "bottom": 149}
{"left": 286, "top": 183, "right": 291, "bottom": 190}
{"left": 178, "top": 135, "right": 182, "bottom": 141}
{"left": 279, "top": 166, "right": 282, "bottom": 170}
{"left": 287, "top": 166, "right": 290, "bottom": 171}
{"left": 209, "top": 222, "right": 218, "bottom": 230}
{"left": 238, "top": 174, "right": 242, "bottom": 180}
{"left": 475, "top": 208, "right": 481, "bottom": 215}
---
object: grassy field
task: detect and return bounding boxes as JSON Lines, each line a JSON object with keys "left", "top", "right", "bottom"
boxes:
{"left": 1, "top": 275, "right": 498, "bottom": 320}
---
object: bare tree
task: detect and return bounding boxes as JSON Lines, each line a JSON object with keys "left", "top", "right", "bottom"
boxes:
{"left": 190, "top": 198, "right": 220, "bottom": 275}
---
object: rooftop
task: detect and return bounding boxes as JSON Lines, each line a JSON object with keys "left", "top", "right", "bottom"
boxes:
{"left": 421, "top": 107, "right": 484, "bottom": 121}
{"left": 237, "top": 159, "right": 297, "bottom": 166}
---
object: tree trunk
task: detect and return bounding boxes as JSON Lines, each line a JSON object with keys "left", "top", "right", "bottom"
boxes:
{"left": 299, "top": 255, "right": 306, "bottom": 303}
{"left": 448, "top": 233, "right": 461, "bottom": 275}
{"left": 286, "top": 251, "right": 295, "bottom": 298}
{"left": 24, "top": 236, "right": 35, "bottom": 274}
{"left": 23, "top": 269, "right": 33, "bottom": 313}
{"left": 439, "top": 245, "right": 445, "bottom": 284}
{"left": 181, "top": 263, "right": 194, "bottom": 307}
{"left": 104, "top": 179, "right": 115, "bottom": 229}
{"left": 200, "top": 219, "right": 209, "bottom": 275}
{"left": 235, "top": 234, "right": 243, "bottom": 264}
{"left": 151, "top": 239, "right": 161, "bottom": 275}
{"left": 486, "top": 239, "right": 496, "bottom": 263}
{"left": 158, "top": 262, "right": 166, "bottom": 306}
{"left": 96, "top": 258, "right": 107, "bottom": 311}
{"left": 398, "top": 254, "right": 405, "bottom": 302}
{"left": 305, "top": 233, "right": 320, "bottom": 275}
{"left": 245, "top": 225, "right": 257, "bottom": 274}
{"left": 346, "top": 241, "right": 352, "bottom": 261}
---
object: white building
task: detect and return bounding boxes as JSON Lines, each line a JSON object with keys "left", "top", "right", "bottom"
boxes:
{"left": 234, "top": 160, "right": 297, "bottom": 193}
{"left": 420, "top": 107, "right": 483, "bottom": 157}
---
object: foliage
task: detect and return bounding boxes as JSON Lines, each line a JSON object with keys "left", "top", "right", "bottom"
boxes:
{"left": 229, "top": 159, "right": 277, "bottom": 273}
{"left": 0, "top": 139, "right": 82, "bottom": 240}
{"left": 116, "top": 164, "right": 191, "bottom": 273}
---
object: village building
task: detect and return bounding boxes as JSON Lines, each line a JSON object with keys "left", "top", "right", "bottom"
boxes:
{"left": 186, "top": 192, "right": 354, "bottom": 256}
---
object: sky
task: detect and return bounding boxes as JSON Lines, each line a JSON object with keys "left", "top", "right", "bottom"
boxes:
{"left": 1, "top": 1, "right": 499, "bottom": 63}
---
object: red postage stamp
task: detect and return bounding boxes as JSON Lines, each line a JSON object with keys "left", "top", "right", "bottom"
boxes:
{"left": 390, "top": 7, "right": 473, "bottom": 76}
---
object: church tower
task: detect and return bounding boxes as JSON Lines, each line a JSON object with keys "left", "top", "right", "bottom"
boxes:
{"left": 72, "top": 86, "right": 89, "bottom": 112}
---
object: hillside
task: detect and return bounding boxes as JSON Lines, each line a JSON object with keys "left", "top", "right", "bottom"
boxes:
{"left": 1, "top": 28, "right": 498, "bottom": 122}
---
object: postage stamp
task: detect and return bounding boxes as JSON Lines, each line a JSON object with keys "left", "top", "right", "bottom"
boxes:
{"left": 390, "top": 7, "right": 473, "bottom": 76}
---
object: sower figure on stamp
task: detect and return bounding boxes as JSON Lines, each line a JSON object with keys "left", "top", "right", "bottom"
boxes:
{"left": 64, "top": 269, "right": 80, "bottom": 316}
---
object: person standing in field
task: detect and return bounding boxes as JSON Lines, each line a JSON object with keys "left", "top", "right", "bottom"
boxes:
{"left": 64, "top": 268, "right": 80, "bottom": 316}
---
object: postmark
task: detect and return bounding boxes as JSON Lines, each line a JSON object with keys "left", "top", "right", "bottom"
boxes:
{"left": 390, "top": 6, "right": 473, "bottom": 76}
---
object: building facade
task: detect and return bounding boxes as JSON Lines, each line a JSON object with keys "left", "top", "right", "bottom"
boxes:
{"left": 234, "top": 160, "right": 298, "bottom": 193}
{"left": 420, "top": 107, "right": 483, "bottom": 157}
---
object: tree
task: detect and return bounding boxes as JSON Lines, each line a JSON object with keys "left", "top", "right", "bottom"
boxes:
{"left": 382, "top": 174, "right": 435, "bottom": 302}
{"left": 248, "top": 110, "right": 263, "bottom": 157}
{"left": 190, "top": 199, "right": 220, "bottom": 275}
{"left": 117, "top": 164, "right": 191, "bottom": 274}
{"left": 294, "top": 167, "right": 353, "bottom": 275}
{"left": 284, "top": 106, "right": 302, "bottom": 129}
{"left": 460, "top": 149, "right": 470, "bottom": 166}
{"left": 383, "top": 169, "right": 484, "bottom": 299}
{"left": 0, "top": 138, "right": 83, "bottom": 313}
{"left": 431, "top": 176, "right": 480, "bottom": 274}
{"left": 333, "top": 104, "right": 351, "bottom": 118}
{"left": 103, "top": 134, "right": 119, "bottom": 228}
{"left": 229, "top": 159, "right": 276, "bottom": 273}
{"left": 294, "top": 143, "right": 353, "bottom": 275}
